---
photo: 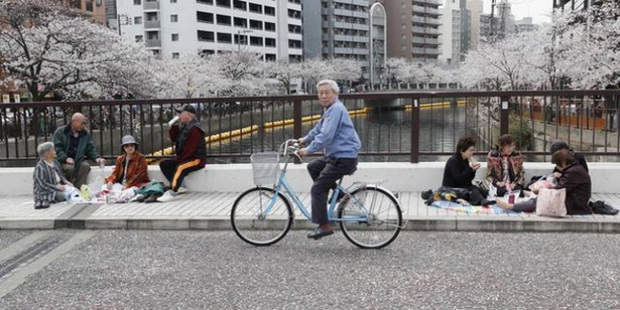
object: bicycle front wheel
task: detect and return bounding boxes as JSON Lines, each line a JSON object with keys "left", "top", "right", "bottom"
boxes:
{"left": 231, "top": 187, "right": 293, "bottom": 246}
{"left": 339, "top": 186, "right": 402, "bottom": 249}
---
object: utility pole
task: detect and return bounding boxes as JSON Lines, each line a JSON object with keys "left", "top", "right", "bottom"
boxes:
{"left": 236, "top": 29, "right": 252, "bottom": 52}
{"left": 490, "top": 0, "right": 496, "bottom": 41}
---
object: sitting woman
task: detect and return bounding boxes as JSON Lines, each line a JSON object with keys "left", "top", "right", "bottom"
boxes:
{"left": 442, "top": 136, "right": 494, "bottom": 206}
{"left": 497, "top": 149, "right": 593, "bottom": 214}
{"left": 485, "top": 134, "right": 525, "bottom": 197}
{"left": 105, "top": 135, "right": 150, "bottom": 191}
{"left": 33, "top": 142, "right": 70, "bottom": 209}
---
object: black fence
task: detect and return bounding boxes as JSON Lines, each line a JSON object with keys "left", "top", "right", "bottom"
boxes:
{"left": 1, "top": 90, "right": 619, "bottom": 166}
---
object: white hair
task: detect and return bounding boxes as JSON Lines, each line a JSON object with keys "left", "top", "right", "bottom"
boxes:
{"left": 37, "top": 142, "right": 55, "bottom": 158}
{"left": 316, "top": 79, "right": 340, "bottom": 94}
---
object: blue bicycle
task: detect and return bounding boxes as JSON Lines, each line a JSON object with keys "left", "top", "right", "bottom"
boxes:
{"left": 231, "top": 139, "right": 403, "bottom": 249}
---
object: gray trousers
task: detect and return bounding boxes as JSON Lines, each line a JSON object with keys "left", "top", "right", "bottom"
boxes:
{"left": 62, "top": 161, "right": 91, "bottom": 189}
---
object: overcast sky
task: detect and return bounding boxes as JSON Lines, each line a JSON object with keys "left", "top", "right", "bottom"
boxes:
{"left": 481, "top": 0, "right": 553, "bottom": 24}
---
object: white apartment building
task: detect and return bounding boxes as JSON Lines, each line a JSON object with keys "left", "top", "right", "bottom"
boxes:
{"left": 116, "top": 0, "right": 302, "bottom": 61}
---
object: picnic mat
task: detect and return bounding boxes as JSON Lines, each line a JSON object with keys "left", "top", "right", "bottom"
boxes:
{"left": 430, "top": 200, "right": 505, "bottom": 214}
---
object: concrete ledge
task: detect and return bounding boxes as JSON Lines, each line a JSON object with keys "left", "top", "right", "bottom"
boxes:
{"left": 4, "top": 161, "right": 620, "bottom": 196}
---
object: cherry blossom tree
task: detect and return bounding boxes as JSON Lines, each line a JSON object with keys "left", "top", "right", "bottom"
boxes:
{"left": 0, "top": 0, "right": 159, "bottom": 100}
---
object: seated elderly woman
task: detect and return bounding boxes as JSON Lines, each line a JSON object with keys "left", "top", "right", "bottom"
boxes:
{"left": 497, "top": 149, "right": 593, "bottom": 214}
{"left": 105, "top": 135, "right": 150, "bottom": 191}
{"left": 442, "top": 136, "right": 495, "bottom": 206}
{"left": 33, "top": 142, "right": 71, "bottom": 209}
{"left": 485, "top": 134, "right": 525, "bottom": 197}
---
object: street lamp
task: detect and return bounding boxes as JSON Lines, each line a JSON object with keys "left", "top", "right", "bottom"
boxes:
{"left": 236, "top": 29, "right": 253, "bottom": 52}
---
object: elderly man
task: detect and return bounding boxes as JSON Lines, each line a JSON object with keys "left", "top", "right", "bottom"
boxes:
{"left": 53, "top": 113, "right": 105, "bottom": 189}
{"left": 157, "top": 104, "right": 206, "bottom": 202}
{"left": 298, "top": 79, "right": 361, "bottom": 240}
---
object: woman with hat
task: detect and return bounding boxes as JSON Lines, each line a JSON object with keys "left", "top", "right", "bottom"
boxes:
{"left": 105, "top": 135, "right": 150, "bottom": 190}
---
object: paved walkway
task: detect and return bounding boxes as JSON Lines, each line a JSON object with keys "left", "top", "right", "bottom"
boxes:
{"left": 1, "top": 191, "right": 619, "bottom": 232}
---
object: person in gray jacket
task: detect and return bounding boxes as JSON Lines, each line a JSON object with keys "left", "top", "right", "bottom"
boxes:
{"left": 33, "top": 142, "right": 71, "bottom": 209}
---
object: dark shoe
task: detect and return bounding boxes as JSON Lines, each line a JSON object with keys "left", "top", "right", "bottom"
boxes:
{"left": 421, "top": 189, "right": 433, "bottom": 200}
{"left": 590, "top": 201, "right": 619, "bottom": 215}
{"left": 481, "top": 199, "right": 496, "bottom": 206}
{"left": 307, "top": 227, "right": 334, "bottom": 240}
{"left": 144, "top": 194, "right": 160, "bottom": 203}
{"left": 34, "top": 201, "right": 43, "bottom": 209}
{"left": 39, "top": 201, "right": 50, "bottom": 209}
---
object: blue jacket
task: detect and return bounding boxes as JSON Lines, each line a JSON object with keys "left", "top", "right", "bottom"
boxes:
{"left": 303, "top": 99, "right": 361, "bottom": 158}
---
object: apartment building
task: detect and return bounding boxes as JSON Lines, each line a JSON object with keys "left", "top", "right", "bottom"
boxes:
{"left": 116, "top": 0, "right": 302, "bottom": 61}
{"left": 384, "top": 0, "right": 442, "bottom": 62}
{"left": 62, "top": 0, "right": 107, "bottom": 24}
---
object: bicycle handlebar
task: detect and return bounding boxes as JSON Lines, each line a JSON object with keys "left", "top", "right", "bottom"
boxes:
{"left": 281, "top": 139, "right": 303, "bottom": 162}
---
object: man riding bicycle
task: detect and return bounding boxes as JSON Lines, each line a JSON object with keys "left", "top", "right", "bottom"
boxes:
{"left": 298, "top": 79, "right": 361, "bottom": 240}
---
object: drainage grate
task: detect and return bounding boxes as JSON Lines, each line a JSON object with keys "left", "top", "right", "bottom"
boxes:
{"left": 0, "top": 235, "right": 66, "bottom": 279}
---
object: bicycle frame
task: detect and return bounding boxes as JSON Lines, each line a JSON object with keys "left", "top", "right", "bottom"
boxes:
{"left": 258, "top": 140, "right": 368, "bottom": 223}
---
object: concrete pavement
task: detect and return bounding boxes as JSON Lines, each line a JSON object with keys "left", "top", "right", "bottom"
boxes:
{"left": 1, "top": 190, "right": 619, "bottom": 232}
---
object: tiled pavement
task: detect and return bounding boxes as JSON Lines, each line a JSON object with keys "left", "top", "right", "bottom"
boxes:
{"left": 1, "top": 191, "right": 619, "bottom": 232}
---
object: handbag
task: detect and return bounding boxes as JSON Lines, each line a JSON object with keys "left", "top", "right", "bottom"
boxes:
{"left": 536, "top": 188, "right": 567, "bottom": 217}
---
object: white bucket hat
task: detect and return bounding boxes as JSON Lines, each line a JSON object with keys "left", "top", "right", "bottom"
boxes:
{"left": 121, "top": 135, "right": 138, "bottom": 147}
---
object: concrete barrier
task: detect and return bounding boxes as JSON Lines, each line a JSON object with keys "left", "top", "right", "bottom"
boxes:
{"left": 3, "top": 162, "right": 619, "bottom": 196}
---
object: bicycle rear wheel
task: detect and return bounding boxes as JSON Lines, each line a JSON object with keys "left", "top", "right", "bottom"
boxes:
{"left": 231, "top": 187, "right": 293, "bottom": 246}
{"left": 338, "top": 186, "right": 402, "bottom": 249}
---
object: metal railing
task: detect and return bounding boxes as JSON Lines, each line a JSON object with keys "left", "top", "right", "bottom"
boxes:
{"left": 0, "top": 90, "right": 619, "bottom": 166}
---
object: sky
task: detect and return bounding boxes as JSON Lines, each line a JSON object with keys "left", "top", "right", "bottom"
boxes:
{"left": 481, "top": 0, "right": 553, "bottom": 24}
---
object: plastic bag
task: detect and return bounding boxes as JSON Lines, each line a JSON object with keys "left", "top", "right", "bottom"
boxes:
{"left": 64, "top": 186, "right": 83, "bottom": 202}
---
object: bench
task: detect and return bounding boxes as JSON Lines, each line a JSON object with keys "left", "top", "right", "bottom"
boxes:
{"left": 2, "top": 162, "right": 619, "bottom": 196}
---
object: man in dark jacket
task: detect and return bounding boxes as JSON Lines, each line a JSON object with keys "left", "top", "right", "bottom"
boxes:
{"left": 53, "top": 113, "right": 104, "bottom": 188}
{"left": 157, "top": 104, "right": 206, "bottom": 202}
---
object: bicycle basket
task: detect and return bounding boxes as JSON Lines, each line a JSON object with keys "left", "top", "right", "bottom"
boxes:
{"left": 250, "top": 152, "right": 280, "bottom": 186}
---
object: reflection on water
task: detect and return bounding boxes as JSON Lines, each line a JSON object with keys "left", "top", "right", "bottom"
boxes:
{"left": 208, "top": 105, "right": 476, "bottom": 164}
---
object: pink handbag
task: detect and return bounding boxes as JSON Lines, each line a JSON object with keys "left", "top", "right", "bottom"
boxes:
{"left": 536, "top": 188, "right": 567, "bottom": 217}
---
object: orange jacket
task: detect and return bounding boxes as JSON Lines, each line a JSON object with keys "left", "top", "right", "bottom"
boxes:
{"left": 105, "top": 152, "right": 150, "bottom": 188}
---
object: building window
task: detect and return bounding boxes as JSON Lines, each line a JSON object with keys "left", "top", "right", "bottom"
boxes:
{"left": 216, "top": 15, "right": 231, "bottom": 26}
{"left": 233, "top": 17, "right": 247, "bottom": 28}
{"left": 146, "top": 31, "right": 159, "bottom": 40}
{"left": 264, "top": 6, "right": 275, "bottom": 16}
{"left": 197, "top": 11, "right": 214, "bottom": 23}
{"left": 134, "top": 16, "right": 143, "bottom": 24}
{"left": 152, "top": 50, "right": 160, "bottom": 57}
{"left": 287, "top": 9, "right": 300, "bottom": 19}
{"left": 249, "top": 36, "right": 263, "bottom": 46}
{"left": 197, "top": 30, "right": 214, "bottom": 42}
{"left": 172, "top": 52, "right": 180, "bottom": 59}
{"left": 135, "top": 35, "right": 144, "bottom": 42}
{"left": 288, "top": 24, "right": 301, "bottom": 34}
{"left": 249, "top": 3, "right": 262, "bottom": 14}
{"left": 200, "top": 49, "right": 215, "bottom": 56}
{"left": 171, "top": 0, "right": 177, "bottom": 3}
{"left": 216, "top": 0, "right": 230, "bottom": 8}
{"left": 249, "top": 19, "right": 262, "bottom": 30}
{"left": 172, "top": 33, "right": 179, "bottom": 41}
{"left": 233, "top": 0, "right": 247, "bottom": 10}
{"left": 265, "top": 38, "right": 276, "bottom": 47}
{"left": 217, "top": 32, "right": 232, "bottom": 43}
{"left": 197, "top": 0, "right": 213, "bottom": 4}
{"left": 134, "top": 0, "right": 141, "bottom": 5}
{"left": 265, "top": 54, "right": 276, "bottom": 61}
{"left": 265, "top": 22, "right": 275, "bottom": 32}
{"left": 234, "top": 34, "right": 248, "bottom": 45}
{"left": 171, "top": 14, "right": 178, "bottom": 22}
{"left": 289, "top": 39, "right": 301, "bottom": 49}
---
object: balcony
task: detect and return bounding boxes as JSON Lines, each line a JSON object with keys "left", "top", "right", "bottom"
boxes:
{"left": 145, "top": 38, "right": 161, "bottom": 47}
{"left": 144, "top": 19, "right": 160, "bottom": 29}
{"left": 144, "top": 0, "right": 160, "bottom": 10}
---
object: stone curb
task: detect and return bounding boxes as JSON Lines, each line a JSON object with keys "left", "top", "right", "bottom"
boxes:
{"left": 1, "top": 216, "right": 619, "bottom": 233}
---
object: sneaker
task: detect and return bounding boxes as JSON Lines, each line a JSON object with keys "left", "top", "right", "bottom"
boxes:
{"left": 130, "top": 194, "right": 147, "bottom": 202}
{"left": 590, "top": 201, "right": 619, "bottom": 215}
{"left": 156, "top": 190, "right": 178, "bottom": 202}
{"left": 144, "top": 194, "right": 159, "bottom": 203}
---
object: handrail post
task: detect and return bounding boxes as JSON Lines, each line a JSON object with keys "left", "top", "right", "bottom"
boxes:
{"left": 500, "top": 96, "right": 510, "bottom": 135}
{"left": 410, "top": 98, "right": 419, "bottom": 163}
{"left": 293, "top": 99, "right": 302, "bottom": 164}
